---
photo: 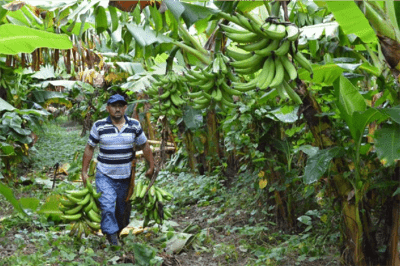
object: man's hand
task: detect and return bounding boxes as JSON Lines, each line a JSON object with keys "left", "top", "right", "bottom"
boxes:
{"left": 82, "top": 173, "right": 88, "bottom": 187}
{"left": 138, "top": 141, "right": 155, "bottom": 180}
{"left": 145, "top": 167, "right": 154, "bottom": 179}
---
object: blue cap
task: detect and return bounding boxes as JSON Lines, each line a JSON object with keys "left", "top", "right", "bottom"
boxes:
{"left": 107, "top": 94, "right": 127, "bottom": 105}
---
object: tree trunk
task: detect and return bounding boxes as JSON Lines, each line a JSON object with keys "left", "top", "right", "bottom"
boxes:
{"left": 298, "top": 82, "right": 368, "bottom": 265}
{"left": 183, "top": 130, "right": 197, "bottom": 172}
{"left": 205, "top": 109, "right": 220, "bottom": 172}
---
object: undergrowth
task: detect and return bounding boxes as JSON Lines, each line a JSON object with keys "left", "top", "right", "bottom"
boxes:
{"left": 0, "top": 117, "right": 340, "bottom": 266}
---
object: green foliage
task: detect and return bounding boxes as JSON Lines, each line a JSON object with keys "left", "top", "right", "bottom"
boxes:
{"left": 303, "top": 147, "right": 343, "bottom": 184}
{"left": 374, "top": 124, "right": 400, "bottom": 166}
{"left": 325, "top": 1, "right": 378, "bottom": 44}
{"left": 163, "top": 0, "right": 215, "bottom": 29}
{"left": 0, "top": 24, "right": 72, "bottom": 55}
{"left": 0, "top": 182, "right": 26, "bottom": 215}
{"left": 37, "top": 194, "right": 63, "bottom": 221}
{"left": 30, "top": 119, "right": 87, "bottom": 170}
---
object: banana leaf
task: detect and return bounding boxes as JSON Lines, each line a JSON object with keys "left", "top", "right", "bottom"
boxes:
{"left": 0, "top": 182, "right": 26, "bottom": 215}
{"left": 0, "top": 24, "right": 72, "bottom": 55}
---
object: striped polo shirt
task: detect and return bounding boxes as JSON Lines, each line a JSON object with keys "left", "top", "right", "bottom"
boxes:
{"left": 87, "top": 115, "right": 147, "bottom": 179}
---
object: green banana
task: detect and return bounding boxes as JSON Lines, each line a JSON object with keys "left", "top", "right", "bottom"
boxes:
{"left": 219, "top": 24, "right": 251, "bottom": 34}
{"left": 91, "top": 200, "right": 100, "bottom": 213}
{"left": 226, "top": 48, "right": 251, "bottom": 61}
{"left": 65, "top": 188, "right": 89, "bottom": 198}
{"left": 220, "top": 81, "right": 243, "bottom": 96}
{"left": 217, "top": 11, "right": 242, "bottom": 26}
{"left": 280, "top": 55, "right": 297, "bottom": 81}
{"left": 218, "top": 55, "right": 228, "bottom": 74}
{"left": 135, "top": 181, "right": 143, "bottom": 198}
{"left": 269, "top": 56, "right": 285, "bottom": 88}
{"left": 276, "top": 83, "right": 289, "bottom": 99}
{"left": 69, "top": 222, "right": 79, "bottom": 237}
{"left": 193, "top": 96, "right": 210, "bottom": 105}
{"left": 231, "top": 79, "right": 257, "bottom": 92}
{"left": 84, "top": 197, "right": 95, "bottom": 213}
{"left": 212, "top": 56, "right": 221, "bottom": 73}
{"left": 256, "top": 56, "right": 274, "bottom": 89}
{"left": 187, "top": 69, "right": 207, "bottom": 80}
{"left": 192, "top": 102, "right": 209, "bottom": 110}
{"left": 77, "top": 193, "right": 91, "bottom": 206}
{"left": 259, "top": 58, "right": 276, "bottom": 90}
{"left": 286, "top": 24, "right": 300, "bottom": 41}
{"left": 229, "top": 54, "right": 264, "bottom": 69}
{"left": 60, "top": 198, "right": 77, "bottom": 207}
{"left": 139, "top": 184, "right": 148, "bottom": 198}
{"left": 202, "top": 91, "right": 212, "bottom": 101}
{"left": 88, "top": 209, "right": 101, "bottom": 223}
{"left": 212, "top": 88, "right": 223, "bottom": 102}
{"left": 235, "top": 12, "right": 254, "bottom": 31}
{"left": 92, "top": 190, "right": 102, "bottom": 199}
{"left": 274, "top": 40, "right": 290, "bottom": 56}
{"left": 84, "top": 217, "right": 101, "bottom": 230}
{"left": 170, "top": 93, "right": 184, "bottom": 106}
{"left": 254, "top": 39, "right": 280, "bottom": 56}
{"left": 183, "top": 72, "right": 197, "bottom": 82}
{"left": 188, "top": 91, "right": 204, "bottom": 99}
{"left": 261, "top": 23, "right": 286, "bottom": 40}
{"left": 170, "top": 105, "right": 183, "bottom": 116}
{"left": 224, "top": 31, "right": 259, "bottom": 43}
{"left": 233, "top": 60, "right": 263, "bottom": 75}
{"left": 221, "top": 96, "right": 237, "bottom": 108}
{"left": 293, "top": 51, "right": 313, "bottom": 75}
{"left": 282, "top": 79, "right": 302, "bottom": 104}
{"left": 64, "top": 204, "right": 83, "bottom": 215}
{"left": 238, "top": 38, "right": 270, "bottom": 52}
{"left": 188, "top": 78, "right": 210, "bottom": 87}
{"left": 66, "top": 194, "right": 83, "bottom": 204}
{"left": 83, "top": 222, "right": 91, "bottom": 237}
{"left": 62, "top": 213, "right": 82, "bottom": 221}
{"left": 226, "top": 71, "right": 240, "bottom": 82}
{"left": 164, "top": 208, "right": 172, "bottom": 219}
{"left": 241, "top": 12, "right": 265, "bottom": 36}
{"left": 197, "top": 78, "right": 215, "bottom": 92}
{"left": 201, "top": 68, "right": 216, "bottom": 79}
{"left": 76, "top": 221, "right": 84, "bottom": 239}
{"left": 159, "top": 90, "right": 171, "bottom": 100}
{"left": 155, "top": 189, "right": 164, "bottom": 204}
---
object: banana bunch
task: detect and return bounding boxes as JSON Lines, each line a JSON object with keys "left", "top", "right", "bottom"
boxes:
{"left": 60, "top": 180, "right": 102, "bottom": 240}
{"left": 146, "top": 71, "right": 186, "bottom": 117}
{"left": 218, "top": 11, "right": 313, "bottom": 104}
{"left": 184, "top": 52, "right": 244, "bottom": 111}
{"left": 131, "top": 180, "right": 173, "bottom": 227}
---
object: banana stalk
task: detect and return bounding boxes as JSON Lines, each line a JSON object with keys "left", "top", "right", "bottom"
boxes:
{"left": 172, "top": 41, "right": 211, "bottom": 65}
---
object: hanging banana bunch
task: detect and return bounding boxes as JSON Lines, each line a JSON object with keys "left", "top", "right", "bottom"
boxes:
{"left": 59, "top": 180, "right": 102, "bottom": 240}
{"left": 218, "top": 11, "right": 313, "bottom": 104}
{"left": 183, "top": 52, "right": 243, "bottom": 111}
{"left": 147, "top": 71, "right": 186, "bottom": 118}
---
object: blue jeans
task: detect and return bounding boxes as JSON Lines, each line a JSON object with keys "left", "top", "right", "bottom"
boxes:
{"left": 95, "top": 172, "right": 130, "bottom": 235}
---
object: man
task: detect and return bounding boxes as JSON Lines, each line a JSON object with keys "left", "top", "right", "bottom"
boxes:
{"left": 81, "top": 94, "right": 154, "bottom": 246}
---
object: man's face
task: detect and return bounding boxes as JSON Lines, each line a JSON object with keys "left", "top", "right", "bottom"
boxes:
{"left": 106, "top": 101, "right": 127, "bottom": 120}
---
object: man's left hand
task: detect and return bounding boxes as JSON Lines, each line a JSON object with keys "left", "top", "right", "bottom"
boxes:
{"left": 145, "top": 167, "right": 154, "bottom": 179}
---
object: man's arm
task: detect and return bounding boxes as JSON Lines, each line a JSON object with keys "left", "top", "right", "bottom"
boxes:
{"left": 137, "top": 141, "right": 155, "bottom": 179}
{"left": 81, "top": 144, "right": 95, "bottom": 186}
